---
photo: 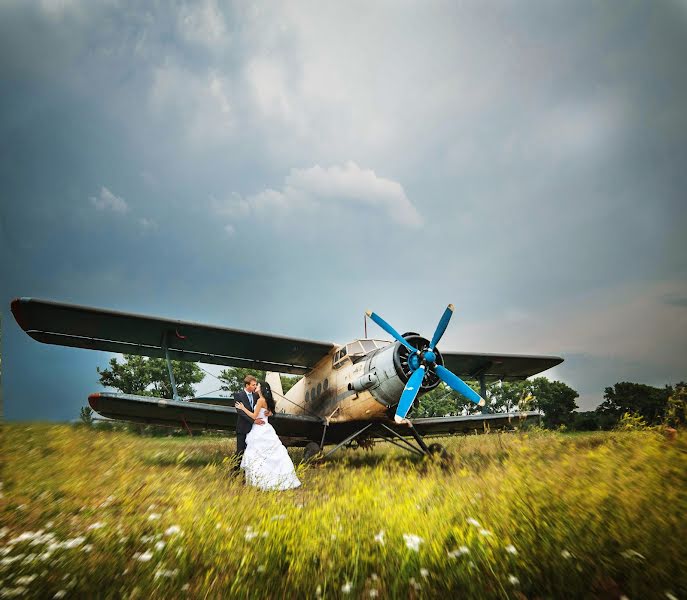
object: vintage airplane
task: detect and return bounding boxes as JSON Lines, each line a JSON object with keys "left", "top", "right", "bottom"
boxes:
{"left": 11, "top": 298, "right": 563, "bottom": 460}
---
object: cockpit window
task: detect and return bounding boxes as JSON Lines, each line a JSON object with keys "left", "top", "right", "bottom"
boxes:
{"left": 346, "top": 341, "right": 364, "bottom": 355}
{"left": 360, "top": 339, "right": 377, "bottom": 353}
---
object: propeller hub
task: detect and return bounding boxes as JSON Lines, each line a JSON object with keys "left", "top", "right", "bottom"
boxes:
{"left": 423, "top": 350, "right": 437, "bottom": 364}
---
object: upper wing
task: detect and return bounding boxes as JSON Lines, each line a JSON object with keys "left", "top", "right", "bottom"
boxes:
{"left": 441, "top": 351, "right": 563, "bottom": 382}
{"left": 89, "top": 392, "right": 325, "bottom": 440}
{"left": 11, "top": 297, "right": 335, "bottom": 374}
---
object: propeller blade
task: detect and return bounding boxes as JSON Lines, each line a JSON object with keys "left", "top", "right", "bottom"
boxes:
{"left": 428, "top": 304, "right": 454, "bottom": 351}
{"left": 394, "top": 366, "right": 426, "bottom": 423}
{"left": 434, "top": 364, "right": 486, "bottom": 406}
{"left": 366, "top": 310, "right": 417, "bottom": 353}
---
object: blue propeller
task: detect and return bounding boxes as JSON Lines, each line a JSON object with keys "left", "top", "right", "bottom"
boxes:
{"left": 366, "top": 306, "right": 486, "bottom": 423}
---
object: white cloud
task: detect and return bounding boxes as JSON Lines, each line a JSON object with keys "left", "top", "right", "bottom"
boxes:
{"left": 227, "top": 162, "right": 422, "bottom": 228}
{"left": 177, "top": 0, "right": 228, "bottom": 50}
{"left": 148, "top": 63, "right": 234, "bottom": 147}
{"left": 89, "top": 186, "right": 129, "bottom": 213}
{"left": 445, "top": 279, "right": 687, "bottom": 377}
{"left": 138, "top": 217, "right": 157, "bottom": 231}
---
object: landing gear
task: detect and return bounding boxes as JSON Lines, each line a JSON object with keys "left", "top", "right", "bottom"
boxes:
{"left": 307, "top": 421, "right": 450, "bottom": 463}
{"left": 427, "top": 443, "right": 452, "bottom": 465}
{"left": 302, "top": 442, "right": 321, "bottom": 463}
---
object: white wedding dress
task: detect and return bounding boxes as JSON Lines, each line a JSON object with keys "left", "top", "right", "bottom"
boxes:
{"left": 240, "top": 408, "right": 301, "bottom": 491}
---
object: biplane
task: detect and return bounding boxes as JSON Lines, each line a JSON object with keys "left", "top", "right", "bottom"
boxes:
{"left": 11, "top": 298, "right": 562, "bottom": 460}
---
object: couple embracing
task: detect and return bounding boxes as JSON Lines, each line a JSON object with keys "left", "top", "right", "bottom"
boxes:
{"left": 233, "top": 375, "right": 301, "bottom": 491}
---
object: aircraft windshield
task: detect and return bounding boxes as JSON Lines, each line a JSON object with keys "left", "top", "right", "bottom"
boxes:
{"left": 360, "top": 339, "right": 377, "bottom": 353}
{"left": 344, "top": 339, "right": 391, "bottom": 356}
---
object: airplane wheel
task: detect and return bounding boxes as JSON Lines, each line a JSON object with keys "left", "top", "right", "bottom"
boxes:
{"left": 302, "top": 442, "right": 321, "bottom": 463}
{"left": 427, "top": 443, "right": 451, "bottom": 463}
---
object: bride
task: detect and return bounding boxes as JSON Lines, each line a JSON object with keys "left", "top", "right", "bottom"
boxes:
{"left": 235, "top": 382, "right": 301, "bottom": 491}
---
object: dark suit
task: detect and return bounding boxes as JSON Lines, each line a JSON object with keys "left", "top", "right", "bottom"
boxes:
{"left": 233, "top": 389, "right": 258, "bottom": 466}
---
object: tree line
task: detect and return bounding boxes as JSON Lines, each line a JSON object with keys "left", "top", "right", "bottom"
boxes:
{"left": 81, "top": 354, "right": 685, "bottom": 433}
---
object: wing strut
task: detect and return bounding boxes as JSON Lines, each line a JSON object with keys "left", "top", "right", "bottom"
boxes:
{"left": 162, "top": 330, "right": 180, "bottom": 402}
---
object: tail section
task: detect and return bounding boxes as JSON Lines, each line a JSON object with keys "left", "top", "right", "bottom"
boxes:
{"left": 265, "top": 372, "right": 284, "bottom": 398}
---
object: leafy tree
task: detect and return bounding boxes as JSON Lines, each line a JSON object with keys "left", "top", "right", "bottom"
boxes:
{"left": 218, "top": 367, "right": 266, "bottom": 393}
{"left": 596, "top": 382, "right": 671, "bottom": 426}
{"left": 281, "top": 375, "right": 302, "bottom": 394}
{"left": 218, "top": 367, "right": 301, "bottom": 396}
{"left": 523, "top": 378, "right": 579, "bottom": 428}
{"left": 97, "top": 354, "right": 204, "bottom": 399}
{"left": 664, "top": 382, "right": 686, "bottom": 428}
{"left": 79, "top": 406, "right": 93, "bottom": 426}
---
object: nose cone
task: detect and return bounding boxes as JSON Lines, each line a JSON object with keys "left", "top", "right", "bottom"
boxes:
{"left": 424, "top": 350, "right": 436, "bottom": 364}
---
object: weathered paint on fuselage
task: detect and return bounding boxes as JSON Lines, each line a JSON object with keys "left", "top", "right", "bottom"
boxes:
{"left": 274, "top": 344, "right": 391, "bottom": 423}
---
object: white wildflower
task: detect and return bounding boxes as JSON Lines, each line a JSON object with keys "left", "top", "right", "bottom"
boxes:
{"left": 331, "top": 534, "right": 337, "bottom": 540}
{"left": 448, "top": 546, "right": 470, "bottom": 558}
{"left": 45, "top": 522, "right": 54, "bottom": 529}
{"left": 508, "top": 575, "right": 519, "bottom": 585}
{"left": 409, "top": 577, "right": 421, "bottom": 591}
{"left": 479, "top": 528, "right": 492, "bottom": 537}
{"left": 164, "top": 525, "right": 181, "bottom": 536}
{"left": 53, "top": 591, "right": 67, "bottom": 599}
{"left": 63, "top": 537, "right": 85, "bottom": 549}
{"left": 466, "top": 517, "right": 481, "bottom": 527}
{"left": 154, "top": 568, "right": 178, "bottom": 579}
{"left": 16, "top": 575, "right": 37, "bottom": 585}
{"left": 82, "top": 545, "right": 93, "bottom": 553}
{"left": 1, "top": 555, "right": 24, "bottom": 566}
{"left": 371, "top": 574, "right": 379, "bottom": 581}
{"left": 561, "top": 549, "right": 572, "bottom": 559}
{"left": 1, "top": 587, "right": 27, "bottom": 598}
{"left": 244, "top": 530, "right": 258, "bottom": 542}
{"left": 10, "top": 531, "right": 42, "bottom": 544}
{"left": 155, "top": 541, "right": 165, "bottom": 551}
{"left": 369, "top": 590, "right": 379, "bottom": 598}
{"left": 147, "top": 513, "right": 161, "bottom": 521}
{"left": 403, "top": 534, "right": 423, "bottom": 552}
{"left": 374, "top": 531, "right": 385, "bottom": 545}
{"left": 341, "top": 581, "right": 352, "bottom": 594}
{"left": 505, "top": 544, "right": 517, "bottom": 555}
{"left": 181, "top": 584, "right": 190, "bottom": 591}
{"left": 140, "top": 535, "right": 154, "bottom": 543}
{"left": 134, "top": 551, "right": 153, "bottom": 562}
{"left": 315, "top": 585, "right": 322, "bottom": 597}
{"left": 420, "top": 568, "right": 429, "bottom": 578}
{"left": 257, "top": 564, "right": 266, "bottom": 573}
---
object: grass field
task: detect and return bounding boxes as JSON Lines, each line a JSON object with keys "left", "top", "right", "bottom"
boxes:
{"left": 1, "top": 423, "right": 685, "bottom": 599}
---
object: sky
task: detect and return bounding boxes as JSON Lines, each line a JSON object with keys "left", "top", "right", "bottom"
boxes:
{"left": 1, "top": 0, "right": 686, "bottom": 421}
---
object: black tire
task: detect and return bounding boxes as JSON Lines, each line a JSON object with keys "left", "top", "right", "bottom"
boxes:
{"left": 302, "top": 442, "right": 321, "bottom": 463}
{"left": 427, "top": 443, "right": 451, "bottom": 463}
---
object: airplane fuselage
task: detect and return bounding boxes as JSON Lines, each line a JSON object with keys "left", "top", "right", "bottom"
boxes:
{"left": 275, "top": 338, "right": 422, "bottom": 423}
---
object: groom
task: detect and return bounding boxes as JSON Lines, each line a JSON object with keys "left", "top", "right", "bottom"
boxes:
{"left": 232, "top": 374, "right": 265, "bottom": 470}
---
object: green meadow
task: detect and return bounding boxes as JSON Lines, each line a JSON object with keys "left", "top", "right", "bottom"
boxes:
{"left": 1, "top": 424, "right": 685, "bottom": 599}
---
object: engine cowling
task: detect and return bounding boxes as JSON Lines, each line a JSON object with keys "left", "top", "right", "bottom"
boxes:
{"left": 350, "top": 334, "right": 444, "bottom": 409}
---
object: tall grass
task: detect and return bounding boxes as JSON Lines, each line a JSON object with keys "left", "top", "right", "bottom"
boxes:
{"left": 1, "top": 424, "right": 685, "bottom": 598}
